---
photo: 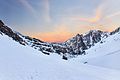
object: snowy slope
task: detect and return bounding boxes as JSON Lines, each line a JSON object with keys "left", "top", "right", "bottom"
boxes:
{"left": 87, "top": 32, "right": 120, "bottom": 70}
{"left": 1, "top": 32, "right": 120, "bottom": 80}
{"left": 75, "top": 31, "right": 120, "bottom": 70}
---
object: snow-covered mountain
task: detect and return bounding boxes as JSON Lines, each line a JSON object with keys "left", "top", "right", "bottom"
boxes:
{"left": 64, "top": 30, "right": 109, "bottom": 55}
{"left": 1, "top": 20, "right": 120, "bottom": 80}
{"left": 0, "top": 20, "right": 112, "bottom": 60}
{"left": 1, "top": 25, "right": 120, "bottom": 80}
{"left": 79, "top": 30, "right": 120, "bottom": 69}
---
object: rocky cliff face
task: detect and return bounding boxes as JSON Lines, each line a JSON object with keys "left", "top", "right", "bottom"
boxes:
{"left": 0, "top": 20, "right": 116, "bottom": 60}
{"left": 64, "top": 30, "right": 109, "bottom": 56}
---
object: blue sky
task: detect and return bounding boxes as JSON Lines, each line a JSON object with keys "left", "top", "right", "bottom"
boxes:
{"left": 1, "top": 0, "right": 120, "bottom": 42}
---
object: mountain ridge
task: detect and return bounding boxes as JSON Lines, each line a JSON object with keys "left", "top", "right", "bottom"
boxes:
{"left": 0, "top": 20, "right": 119, "bottom": 60}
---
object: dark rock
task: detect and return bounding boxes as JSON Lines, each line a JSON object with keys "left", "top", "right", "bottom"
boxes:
{"left": 42, "top": 51, "right": 50, "bottom": 55}
{"left": 0, "top": 20, "right": 4, "bottom": 26}
{"left": 62, "top": 55, "right": 68, "bottom": 60}
{"left": 0, "top": 20, "right": 25, "bottom": 45}
{"left": 84, "top": 62, "right": 88, "bottom": 64}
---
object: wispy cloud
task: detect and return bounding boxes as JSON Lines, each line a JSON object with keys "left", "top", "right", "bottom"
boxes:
{"left": 79, "top": 5, "right": 103, "bottom": 24}
{"left": 70, "top": 0, "right": 120, "bottom": 25}
{"left": 105, "top": 11, "right": 120, "bottom": 19}
{"left": 99, "top": 0, "right": 120, "bottom": 19}
{"left": 18, "top": 0, "right": 51, "bottom": 22}
{"left": 18, "top": 0, "right": 36, "bottom": 16}
{"left": 42, "top": 0, "right": 51, "bottom": 23}
{"left": 69, "top": 4, "right": 103, "bottom": 24}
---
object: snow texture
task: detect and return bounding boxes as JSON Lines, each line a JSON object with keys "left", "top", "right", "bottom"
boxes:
{"left": 1, "top": 32, "right": 120, "bottom": 80}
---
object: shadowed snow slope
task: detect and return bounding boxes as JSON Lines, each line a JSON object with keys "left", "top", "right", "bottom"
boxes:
{"left": 0, "top": 34, "right": 120, "bottom": 80}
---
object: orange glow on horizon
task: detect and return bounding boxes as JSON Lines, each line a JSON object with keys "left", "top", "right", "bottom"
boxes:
{"left": 31, "top": 27, "right": 113, "bottom": 42}
{"left": 29, "top": 25, "right": 115, "bottom": 42}
{"left": 33, "top": 33, "right": 73, "bottom": 42}
{"left": 24, "top": 24, "right": 117, "bottom": 43}
{"left": 31, "top": 25, "right": 74, "bottom": 42}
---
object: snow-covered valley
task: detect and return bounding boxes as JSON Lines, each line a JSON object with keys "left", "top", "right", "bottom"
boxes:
{"left": 1, "top": 29, "right": 120, "bottom": 80}
{"left": 1, "top": 20, "right": 120, "bottom": 80}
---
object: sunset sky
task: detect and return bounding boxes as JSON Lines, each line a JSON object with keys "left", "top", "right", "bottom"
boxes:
{"left": 1, "top": 0, "right": 120, "bottom": 42}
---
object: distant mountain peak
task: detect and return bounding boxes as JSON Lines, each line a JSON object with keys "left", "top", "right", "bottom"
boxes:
{"left": 76, "top": 33, "right": 81, "bottom": 37}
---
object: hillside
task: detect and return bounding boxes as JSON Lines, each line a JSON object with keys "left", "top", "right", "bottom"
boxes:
{"left": 78, "top": 31, "right": 120, "bottom": 70}
{"left": 1, "top": 29, "right": 120, "bottom": 80}
{"left": 1, "top": 20, "right": 120, "bottom": 80}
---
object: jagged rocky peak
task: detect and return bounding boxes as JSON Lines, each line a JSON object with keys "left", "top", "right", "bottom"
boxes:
{"left": 64, "top": 29, "right": 110, "bottom": 56}
{"left": 84, "top": 30, "right": 103, "bottom": 36}
{"left": 65, "top": 30, "right": 104, "bottom": 47}
{"left": 73, "top": 34, "right": 83, "bottom": 42}
{"left": 84, "top": 30, "right": 103, "bottom": 42}
{"left": 76, "top": 33, "right": 81, "bottom": 37}
{"left": 64, "top": 33, "right": 87, "bottom": 55}
{"left": 83, "top": 30, "right": 109, "bottom": 45}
